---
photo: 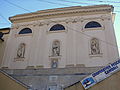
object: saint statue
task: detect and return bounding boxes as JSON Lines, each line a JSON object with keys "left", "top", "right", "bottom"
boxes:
{"left": 90, "top": 38, "right": 100, "bottom": 55}
{"left": 17, "top": 43, "right": 25, "bottom": 58}
{"left": 52, "top": 41, "right": 60, "bottom": 56}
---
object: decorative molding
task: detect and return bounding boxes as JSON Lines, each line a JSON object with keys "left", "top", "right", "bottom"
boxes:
{"left": 65, "top": 64, "right": 75, "bottom": 68}
{"left": 81, "top": 17, "right": 106, "bottom": 21}
{"left": 1, "top": 67, "right": 9, "bottom": 69}
{"left": 26, "top": 66, "right": 35, "bottom": 69}
{"left": 36, "top": 65, "right": 44, "bottom": 69}
{"left": 15, "top": 33, "right": 33, "bottom": 38}
{"left": 14, "top": 57, "right": 25, "bottom": 61}
{"left": 39, "top": 22, "right": 45, "bottom": 26}
{"left": 11, "top": 8, "right": 112, "bottom": 22}
{"left": 49, "top": 55, "right": 62, "bottom": 59}
{"left": 101, "top": 15, "right": 111, "bottom": 21}
{"left": 82, "top": 27, "right": 105, "bottom": 31}
{"left": 47, "top": 30, "right": 67, "bottom": 34}
{"left": 11, "top": 16, "right": 108, "bottom": 28}
{"left": 9, "top": 5, "right": 113, "bottom": 23}
{"left": 76, "top": 64, "right": 85, "bottom": 67}
{"left": 11, "top": 26, "right": 19, "bottom": 30}
{"left": 89, "top": 53, "right": 103, "bottom": 57}
{"left": 13, "top": 21, "right": 47, "bottom": 28}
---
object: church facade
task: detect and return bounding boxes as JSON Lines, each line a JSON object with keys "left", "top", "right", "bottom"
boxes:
{"left": 1, "top": 5, "right": 119, "bottom": 69}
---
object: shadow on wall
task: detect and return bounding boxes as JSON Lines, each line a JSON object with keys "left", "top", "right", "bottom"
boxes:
{"left": 0, "top": 70, "right": 29, "bottom": 90}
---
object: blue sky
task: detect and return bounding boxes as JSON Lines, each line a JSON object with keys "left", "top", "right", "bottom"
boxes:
{"left": 0, "top": 0, "right": 120, "bottom": 55}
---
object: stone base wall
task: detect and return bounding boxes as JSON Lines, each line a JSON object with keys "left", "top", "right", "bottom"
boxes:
{"left": 2, "top": 67, "right": 103, "bottom": 90}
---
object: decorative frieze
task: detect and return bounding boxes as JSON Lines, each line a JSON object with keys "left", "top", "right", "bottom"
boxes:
{"left": 11, "top": 16, "right": 109, "bottom": 29}
{"left": 101, "top": 15, "right": 111, "bottom": 21}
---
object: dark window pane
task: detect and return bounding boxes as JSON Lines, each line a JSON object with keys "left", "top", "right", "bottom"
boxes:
{"left": 19, "top": 28, "right": 32, "bottom": 34}
{"left": 50, "top": 24, "right": 65, "bottom": 31}
{"left": 85, "top": 21, "right": 102, "bottom": 28}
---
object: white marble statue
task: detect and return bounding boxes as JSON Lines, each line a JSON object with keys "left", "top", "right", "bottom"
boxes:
{"left": 52, "top": 41, "right": 60, "bottom": 56}
{"left": 17, "top": 43, "right": 25, "bottom": 58}
{"left": 90, "top": 38, "right": 100, "bottom": 55}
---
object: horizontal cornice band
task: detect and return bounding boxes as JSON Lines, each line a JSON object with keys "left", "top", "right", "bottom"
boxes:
{"left": 9, "top": 5, "right": 113, "bottom": 23}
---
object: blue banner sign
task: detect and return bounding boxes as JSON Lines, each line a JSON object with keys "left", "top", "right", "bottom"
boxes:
{"left": 81, "top": 59, "right": 120, "bottom": 89}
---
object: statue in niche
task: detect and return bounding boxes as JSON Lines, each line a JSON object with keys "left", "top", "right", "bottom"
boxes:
{"left": 17, "top": 43, "right": 25, "bottom": 58}
{"left": 52, "top": 41, "right": 60, "bottom": 56}
{"left": 90, "top": 38, "right": 100, "bottom": 55}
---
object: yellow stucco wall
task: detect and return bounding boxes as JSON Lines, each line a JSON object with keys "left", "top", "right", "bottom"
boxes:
{"left": 0, "top": 71, "right": 28, "bottom": 90}
{"left": 65, "top": 70, "right": 120, "bottom": 90}
{"left": 0, "top": 28, "right": 10, "bottom": 67}
{"left": 0, "top": 41, "right": 6, "bottom": 67}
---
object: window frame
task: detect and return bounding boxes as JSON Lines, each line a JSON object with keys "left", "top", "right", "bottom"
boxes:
{"left": 50, "top": 24, "right": 65, "bottom": 31}
{"left": 85, "top": 21, "right": 102, "bottom": 28}
{"left": 48, "top": 24, "right": 67, "bottom": 33}
{"left": 18, "top": 28, "right": 32, "bottom": 34}
{"left": 82, "top": 20, "right": 104, "bottom": 31}
{"left": 15, "top": 28, "right": 33, "bottom": 37}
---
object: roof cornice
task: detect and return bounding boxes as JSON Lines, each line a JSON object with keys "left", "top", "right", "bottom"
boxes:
{"left": 9, "top": 5, "right": 113, "bottom": 23}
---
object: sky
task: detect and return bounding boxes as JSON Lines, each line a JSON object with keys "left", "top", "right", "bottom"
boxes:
{"left": 0, "top": 0, "right": 120, "bottom": 55}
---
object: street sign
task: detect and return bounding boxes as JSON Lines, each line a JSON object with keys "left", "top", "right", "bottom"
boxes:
{"left": 81, "top": 59, "right": 120, "bottom": 89}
